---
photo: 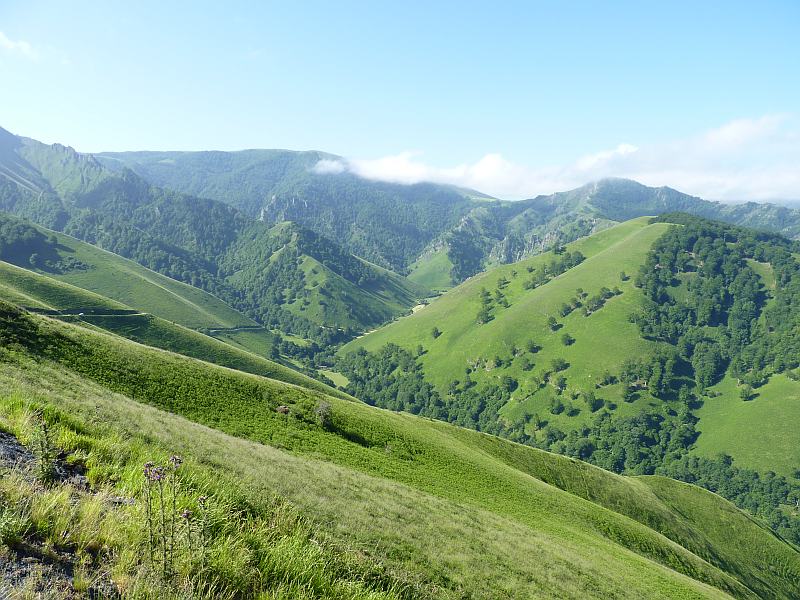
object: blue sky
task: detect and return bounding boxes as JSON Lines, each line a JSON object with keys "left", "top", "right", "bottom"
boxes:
{"left": 1, "top": 1, "right": 798, "bottom": 200}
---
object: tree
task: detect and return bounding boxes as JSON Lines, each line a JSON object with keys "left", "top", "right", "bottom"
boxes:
{"left": 431, "top": 327, "right": 441, "bottom": 339}
{"left": 525, "top": 339, "right": 540, "bottom": 354}
{"left": 531, "top": 413, "right": 542, "bottom": 430}
{"left": 551, "top": 358, "right": 568, "bottom": 372}
{"left": 314, "top": 400, "right": 333, "bottom": 430}
{"left": 583, "top": 391, "right": 603, "bottom": 412}
{"left": 500, "top": 375, "right": 518, "bottom": 392}
{"left": 740, "top": 384, "right": 754, "bottom": 401}
{"left": 561, "top": 333, "right": 575, "bottom": 346}
{"left": 547, "top": 316, "right": 559, "bottom": 331}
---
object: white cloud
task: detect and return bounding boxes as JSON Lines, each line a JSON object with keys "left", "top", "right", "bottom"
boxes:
{"left": 0, "top": 31, "right": 37, "bottom": 59}
{"left": 312, "top": 114, "right": 800, "bottom": 202}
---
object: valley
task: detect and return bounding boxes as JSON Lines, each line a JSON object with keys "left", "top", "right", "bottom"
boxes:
{"left": 0, "top": 127, "right": 798, "bottom": 598}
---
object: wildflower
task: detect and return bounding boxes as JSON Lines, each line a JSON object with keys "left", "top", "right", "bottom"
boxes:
{"left": 169, "top": 455, "right": 183, "bottom": 469}
{"left": 198, "top": 495, "right": 208, "bottom": 507}
{"left": 181, "top": 509, "right": 193, "bottom": 521}
{"left": 146, "top": 465, "right": 165, "bottom": 482}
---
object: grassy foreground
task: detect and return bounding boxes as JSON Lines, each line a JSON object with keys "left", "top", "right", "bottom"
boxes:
{"left": 0, "top": 304, "right": 798, "bottom": 597}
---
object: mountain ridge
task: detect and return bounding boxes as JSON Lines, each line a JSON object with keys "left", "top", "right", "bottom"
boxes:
{"left": 0, "top": 128, "right": 429, "bottom": 345}
{"left": 95, "top": 144, "right": 800, "bottom": 287}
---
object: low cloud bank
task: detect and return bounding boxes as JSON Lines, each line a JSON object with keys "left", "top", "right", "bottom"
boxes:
{"left": 313, "top": 115, "right": 799, "bottom": 202}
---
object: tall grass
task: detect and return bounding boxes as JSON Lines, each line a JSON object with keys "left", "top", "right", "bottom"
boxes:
{"left": 0, "top": 393, "right": 412, "bottom": 599}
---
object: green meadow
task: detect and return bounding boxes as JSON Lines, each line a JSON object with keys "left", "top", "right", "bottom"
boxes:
{"left": 0, "top": 260, "right": 347, "bottom": 399}
{"left": 694, "top": 374, "right": 800, "bottom": 476}
{"left": 42, "top": 228, "right": 253, "bottom": 329}
{"left": 1, "top": 304, "right": 798, "bottom": 597}
{"left": 343, "top": 219, "right": 671, "bottom": 428}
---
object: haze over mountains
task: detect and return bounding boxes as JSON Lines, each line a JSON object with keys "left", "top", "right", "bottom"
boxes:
{"left": 99, "top": 146, "right": 800, "bottom": 285}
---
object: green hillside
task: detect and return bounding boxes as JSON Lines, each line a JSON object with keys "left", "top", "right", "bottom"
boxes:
{"left": 0, "top": 213, "right": 251, "bottom": 329}
{"left": 343, "top": 218, "right": 664, "bottom": 402}
{"left": 0, "top": 259, "right": 349, "bottom": 399}
{"left": 337, "top": 216, "right": 800, "bottom": 544}
{"left": 694, "top": 374, "right": 800, "bottom": 475}
{"left": 407, "top": 248, "right": 454, "bottom": 291}
{"left": 1, "top": 302, "right": 798, "bottom": 597}
{"left": 224, "top": 222, "right": 429, "bottom": 332}
{"left": 0, "top": 132, "right": 428, "bottom": 342}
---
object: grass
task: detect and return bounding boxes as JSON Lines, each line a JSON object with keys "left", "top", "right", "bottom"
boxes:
{"left": 0, "top": 260, "right": 350, "bottom": 400}
{"left": 320, "top": 369, "right": 350, "bottom": 388}
{"left": 342, "top": 218, "right": 672, "bottom": 432}
{"left": 693, "top": 374, "right": 800, "bottom": 476}
{"left": 280, "top": 254, "right": 426, "bottom": 331}
{"left": 1, "top": 304, "right": 798, "bottom": 598}
{"left": 0, "top": 394, "right": 409, "bottom": 599}
{"left": 227, "top": 222, "right": 429, "bottom": 332}
{"left": 0, "top": 261, "right": 127, "bottom": 313}
{"left": 407, "top": 249, "right": 454, "bottom": 292}
{"left": 35, "top": 227, "right": 253, "bottom": 329}
{"left": 207, "top": 327, "right": 279, "bottom": 357}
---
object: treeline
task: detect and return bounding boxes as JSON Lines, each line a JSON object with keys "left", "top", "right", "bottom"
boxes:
{"left": 634, "top": 214, "right": 800, "bottom": 392}
{"left": 522, "top": 249, "right": 585, "bottom": 290}
{"left": 338, "top": 342, "right": 800, "bottom": 545}
{"left": 0, "top": 214, "right": 85, "bottom": 273}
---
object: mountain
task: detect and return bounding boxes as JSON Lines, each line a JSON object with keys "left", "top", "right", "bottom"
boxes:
{"left": 0, "top": 128, "right": 428, "bottom": 347}
{"left": 97, "top": 149, "right": 489, "bottom": 274}
{"left": 339, "top": 215, "right": 800, "bottom": 545}
{"left": 97, "top": 148, "right": 800, "bottom": 288}
{"left": 0, "top": 214, "right": 355, "bottom": 396}
{"left": 1, "top": 301, "right": 798, "bottom": 597}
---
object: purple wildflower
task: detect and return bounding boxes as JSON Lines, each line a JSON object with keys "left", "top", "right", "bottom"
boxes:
{"left": 145, "top": 465, "right": 166, "bottom": 482}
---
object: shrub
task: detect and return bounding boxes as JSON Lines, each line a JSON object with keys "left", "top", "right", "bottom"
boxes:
{"left": 314, "top": 400, "right": 333, "bottom": 429}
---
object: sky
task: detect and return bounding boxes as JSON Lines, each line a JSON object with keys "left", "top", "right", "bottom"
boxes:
{"left": 1, "top": 1, "right": 798, "bottom": 201}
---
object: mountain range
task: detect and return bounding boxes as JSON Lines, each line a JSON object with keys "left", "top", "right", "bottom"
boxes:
{"left": 1, "top": 126, "right": 800, "bottom": 597}
{"left": 97, "top": 147, "right": 800, "bottom": 288}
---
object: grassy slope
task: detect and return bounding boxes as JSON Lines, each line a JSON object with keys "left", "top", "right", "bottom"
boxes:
{"left": 693, "top": 374, "right": 800, "bottom": 475}
{"left": 407, "top": 249, "right": 454, "bottom": 292}
{"left": 41, "top": 229, "right": 252, "bottom": 329}
{"left": 0, "top": 261, "right": 126, "bottom": 312}
{"left": 2, "top": 306, "right": 799, "bottom": 598}
{"left": 2, "top": 217, "right": 280, "bottom": 357}
{"left": 688, "top": 256, "right": 797, "bottom": 475}
{"left": 343, "top": 218, "right": 670, "bottom": 428}
{"left": 227, "top": 221, "right": 428, "bottom": 332}
{"left": 278, "top": 253, "right": 428, "bottom": 332}
{"left": 281, "top": 255, "right": 407, "bottom": 330}
{"left": 0, "top": 260, "right": 350, "bottom": 400}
